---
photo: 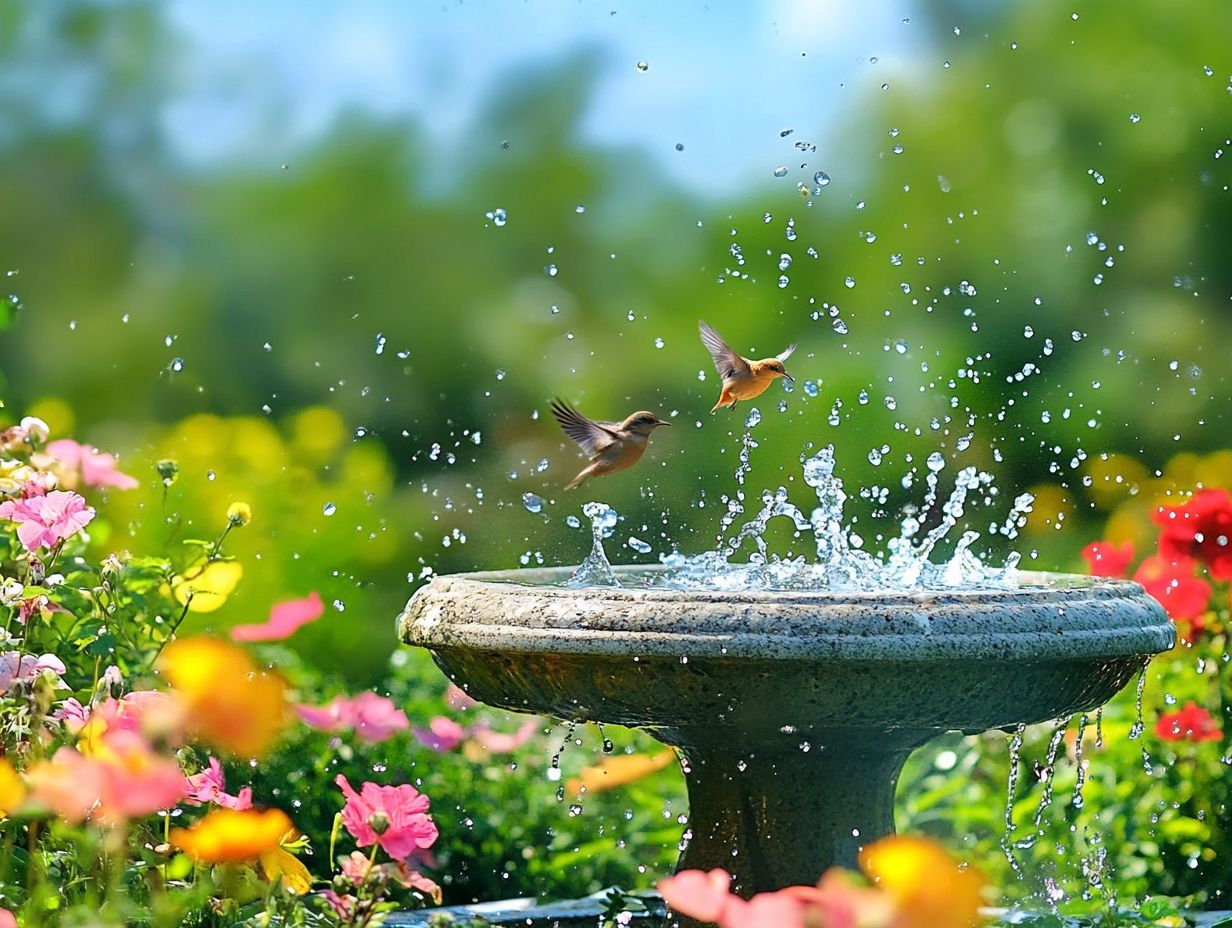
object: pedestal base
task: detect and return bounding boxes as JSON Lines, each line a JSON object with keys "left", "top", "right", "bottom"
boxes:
{"left": 656, "top": 728, "right": 929, "bottom": 927}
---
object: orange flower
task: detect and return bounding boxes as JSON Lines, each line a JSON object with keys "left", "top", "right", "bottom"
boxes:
{"left": 159, "top": 636, "right": 290, "bottom": 757}
{"left": 171, "top": 808, "right": 293, "bottom": 864}
{"left": 566, "top": 750, "right": 675, "bottom": 797}
{"left": 859, "top": 835, "right": 986, "bottom": 928}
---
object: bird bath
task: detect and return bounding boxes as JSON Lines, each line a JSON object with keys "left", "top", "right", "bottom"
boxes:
{"left": 399, "top": 565, "right": 1172, "bottom": 921}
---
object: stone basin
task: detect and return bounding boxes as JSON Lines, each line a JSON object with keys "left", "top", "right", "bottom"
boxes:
{"left": 399, "top": 566, "right": 1173, "bottom": 919}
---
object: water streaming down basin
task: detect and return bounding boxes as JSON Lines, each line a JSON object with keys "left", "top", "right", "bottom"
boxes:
{"left": 400, "top": 431, "right": 1174, "bottom": 926}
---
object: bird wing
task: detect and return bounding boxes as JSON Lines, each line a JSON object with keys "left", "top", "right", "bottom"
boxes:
{"left": 551, "top": 400, "right": 621, "bottom": 456}
{"left": 777, "top": 342, "right": 797, "bottom": 363}
{"left": 699, "top": 320, "right": 751, "bottom": 380}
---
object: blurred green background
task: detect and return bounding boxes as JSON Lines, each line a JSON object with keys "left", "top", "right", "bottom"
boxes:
{"left": 0, "top": 0, "right": 1228, "bottom": 682}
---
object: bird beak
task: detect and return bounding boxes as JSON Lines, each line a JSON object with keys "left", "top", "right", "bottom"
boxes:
{"left": 781, "top": 371, "right": 795, "bottom": 383}
{"left": 655, "top": 419, "right": 673, "bottom": 428}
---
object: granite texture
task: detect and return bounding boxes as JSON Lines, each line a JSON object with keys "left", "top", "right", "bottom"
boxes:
{"left": 399, "top": 566, "right": 1174, "bottom": 920}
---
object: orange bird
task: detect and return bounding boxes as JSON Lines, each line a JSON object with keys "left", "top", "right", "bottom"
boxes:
{"left": 550, "top": 400, "right": 671, "bottom": 491}
{"left": 699, "top": 320, "right": 796, "bottom": 413}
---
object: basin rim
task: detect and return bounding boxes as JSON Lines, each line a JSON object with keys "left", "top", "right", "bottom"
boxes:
{"left": 400, "top": 566, "right": 1174, "bottom": 662}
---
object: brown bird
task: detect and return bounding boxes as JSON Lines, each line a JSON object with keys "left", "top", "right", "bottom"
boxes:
{"left": 699, "top": 320, "right": 796, "bottom": 413}
{"left": 550, "top": 399, "right": 671, "bottom": 491}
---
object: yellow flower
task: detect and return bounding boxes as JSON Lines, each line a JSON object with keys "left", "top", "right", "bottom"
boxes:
{"left": 172, "top": 808, "right": 293, "bottom": 864}
{"left": 259, "top": 832, "right": 313, "bottom": 894}
{"left": 859, "top": 835, "right": 987, "bottom": 928}
{"left": 159, "top": 636, "right": 290, "bottom": 757}
{"left": 226, "top": 501, "right": 252, "bottom": 528}
{"left": 566, "top": 750, "right": 675, "bottom": 798}
{"left": 171, "top": 559, "right": 244, "bottom": 614}
{"left": 0, "top": 758, "right": 25, "bottom": 817}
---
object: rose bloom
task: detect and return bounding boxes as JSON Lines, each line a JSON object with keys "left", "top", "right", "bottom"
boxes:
{"left": 0, "top": 490, "right": 94, "bottom": 551}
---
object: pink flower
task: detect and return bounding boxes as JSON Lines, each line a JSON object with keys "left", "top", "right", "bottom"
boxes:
{"left": 0, "top": 490, "right": 95, "bottom": 551}
{"left": 335, "top": 775, "right": 439, "bottom": 862}
{"left": 444, "top": 684, "right": 478, "bottom": 711}
{"left": 0, "top": 906, "right": 15, "bottom": 928}
{"left": 0, "top": 651, "right": 67, "bottom": 693}
{"left": 52, "top": 697, "right": 92, "bottom": 733}
{"left": 392, "top": 861, "right": 442, "bottom": 903}
{"left": 659, "top": 869, "right": 737, "bottom": 924}
{"left": 231, "top": 592, "right": 325, "bottom": 642}
{"left": 412, "top": 716, "right": 468, "bottom": 753}
{"left": 338, "top": 849, "right": 442, "bottom": 903}
{"left": 44, "top": 438, "right": 139, "bottom": 490}
{"left": 322, "top": 890, "right": 357, "bottom": 920}
{"left": 92, "top": 690, "right": 186, "bottom": 744}
{"left": 296, "top": 691, "right": 410, "bottom": 744}
{"left": 340, "top": 849, "right": 377, "bottom": 885}
{"left": 26, "top": 733, "right": 185, "bottom": 825}
{"left": 469, "top": 719, "right": 539, "bottom": 754}
{"left": 184, "top": 756, "right": 254, "bottom": 810}
{"left": 91, "top": 731, "right": 187, "bottom": 825}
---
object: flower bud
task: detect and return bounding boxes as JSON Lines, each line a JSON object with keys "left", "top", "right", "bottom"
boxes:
{"left": 226, "top": 502, "right": 252, "bottom": 528}
{"left": 156, "top": 459, "right": 179, "bottom": 486}
{"left": 367, "top": 811, "right": 390, "bottom": 835}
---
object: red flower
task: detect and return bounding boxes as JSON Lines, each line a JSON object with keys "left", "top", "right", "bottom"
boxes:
{"left": 1153, "top": 489, "right": 1232, "bottom": 580}
{"left": 1155, "top": 701, "right": 1222, "bottom": 742}
{"left": 1081, "top": 540, "right": 1135, "bottom": 578}
{"left": 1133, "top": 556, "right": 1211, "bottom": 622}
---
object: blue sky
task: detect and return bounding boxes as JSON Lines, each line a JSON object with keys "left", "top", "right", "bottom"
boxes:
{"left": 164, "top": 0, "right": 927, "bottom": 195}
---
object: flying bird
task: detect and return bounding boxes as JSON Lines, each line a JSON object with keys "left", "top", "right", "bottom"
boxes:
{"left": 699, "top": 320, "right": 796, "bottom": 413}
{"left": 550, "top": 399, "right": 671, "bottom": 491}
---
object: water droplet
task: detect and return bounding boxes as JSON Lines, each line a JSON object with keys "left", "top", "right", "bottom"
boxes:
{"left": 168, "top": 358, "right": 184, "bottom": 373}
{"left": 813, "top": 171, "right": 831, "bottom": 187}
{"left": 636, "top": 60, "right": 649, "bottom": 72}
{"left": 628, "top": 536, "right": 652, "bottom": 554}
{"left": 844, "top": 276, "right": 856, "bottom": 289}
{"left": 522, "top": 493, "right": 544, "bottom": 514}
{"left": 323, "top": 502, "right": 337, "bottom": 516}
{"left": 773, "top": 166, "right": 789, "bottom": 178}
{"left": 545, "top": 264, "right": 558, "bottom": 277}
{"left": 374, "top": 334, "right": 386, "bottom": 355}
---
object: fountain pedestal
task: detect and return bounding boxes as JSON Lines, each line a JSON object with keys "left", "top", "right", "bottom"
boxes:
{"left": 400, "top": 567, "right": 1172, "bottom": 918}
{"left": 667, "top": 727, "right": 924, "bottom": 892}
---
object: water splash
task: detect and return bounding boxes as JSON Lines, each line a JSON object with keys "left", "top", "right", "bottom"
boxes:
{"left": 568, "top": 502, "right": 620, "bottom": 587}
{"left": 655, "top": 444, "right": 1024, "bottom": 592}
